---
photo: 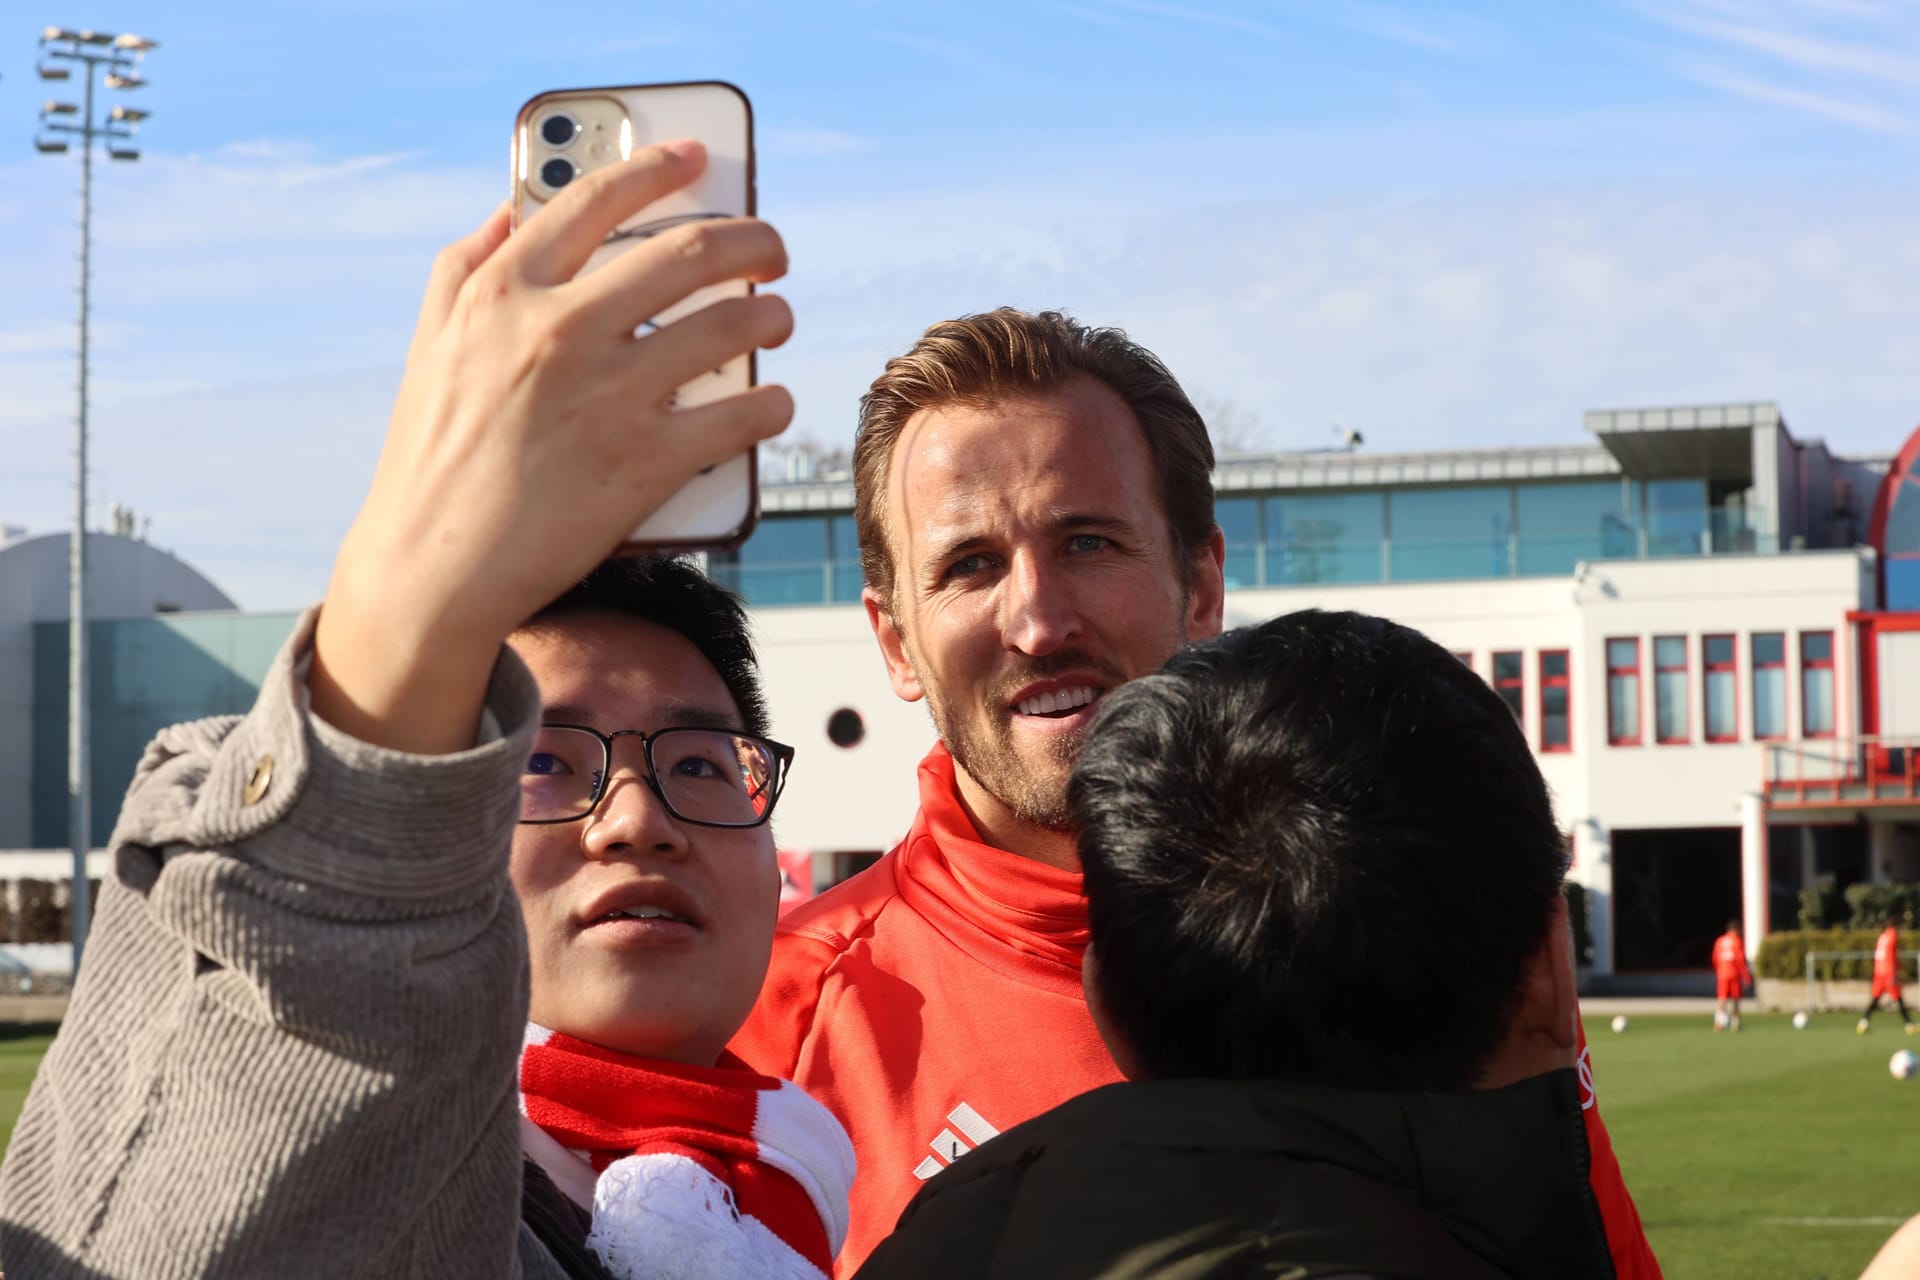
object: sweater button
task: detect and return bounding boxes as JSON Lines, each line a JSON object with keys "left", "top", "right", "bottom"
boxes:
{"left": 243, "top": 755, "right": 274, "bottom": 806}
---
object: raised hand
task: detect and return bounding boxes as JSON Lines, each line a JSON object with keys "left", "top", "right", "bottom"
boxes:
{"left": 312, "top": 140, "right": 793, "bottom": 753}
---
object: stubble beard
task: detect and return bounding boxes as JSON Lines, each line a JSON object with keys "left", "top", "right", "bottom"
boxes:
{"left": 925, "top": 676, "right": 1082, "bottom": 831}
{"left": 896, "top": 581, "right": 1195, "bottom": 835}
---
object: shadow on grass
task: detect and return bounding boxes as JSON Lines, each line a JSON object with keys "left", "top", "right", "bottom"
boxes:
{"left": 0, "top": 1023, "right": 60, "bottom": 1044}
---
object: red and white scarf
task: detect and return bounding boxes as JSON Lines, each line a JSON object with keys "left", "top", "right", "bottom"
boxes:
{"left": 519, "top": 1025, "right": 856, "bottom": 1280}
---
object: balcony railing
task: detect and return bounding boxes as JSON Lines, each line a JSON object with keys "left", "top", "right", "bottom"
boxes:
{"left": 1764, "top": 736, "right": 1920, "bottom": 807}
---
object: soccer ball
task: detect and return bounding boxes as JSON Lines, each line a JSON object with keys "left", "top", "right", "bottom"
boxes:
{"left": 1610, "top": 1015, "right": 1630, "bottom": 1034}
{"left": 1890, "top": 1050, "right": 1919, "bottom": 1081}
{"left": 1792, "top": 1011, "right": 1810, "bottom": 1030}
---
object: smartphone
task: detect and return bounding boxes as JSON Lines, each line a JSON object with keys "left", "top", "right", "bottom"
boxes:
{"left": 512, "top": 81, "right": 759, "bottom": 552}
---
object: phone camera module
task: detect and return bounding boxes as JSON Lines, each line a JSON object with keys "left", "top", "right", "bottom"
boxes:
{"left": 539, "top": 156, "right": 577, "bottom": 190}
{"left": 539, "top": 113, "right": 580, "bottom": 148}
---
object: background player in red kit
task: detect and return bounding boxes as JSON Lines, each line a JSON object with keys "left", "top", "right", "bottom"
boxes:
{"left": 1712, "top": 920, "right": 1753, "bottom": 1032}
{"left": 1857, "top": 917, "right": 1916, "bottom": 1035}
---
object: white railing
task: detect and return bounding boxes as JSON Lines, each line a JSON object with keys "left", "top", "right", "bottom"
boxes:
{"left": 1802, "top": 949, "right": 1920, "bottom": 1013}
{"left": 1765, "top": 736, "right": 1920, "bottom": 806}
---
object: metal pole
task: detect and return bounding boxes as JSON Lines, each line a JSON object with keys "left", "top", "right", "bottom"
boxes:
{"left": 68, "top": 60, "right": 96, "bottom": 971}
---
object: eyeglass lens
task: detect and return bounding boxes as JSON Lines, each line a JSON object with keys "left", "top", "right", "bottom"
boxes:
{"left": 520, "top": 726, "right": 778, "bottom": 825}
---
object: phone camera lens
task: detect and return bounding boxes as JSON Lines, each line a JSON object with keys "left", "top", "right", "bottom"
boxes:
{"left": 539, "top": 113, "right": 579, "bottom": 148}
{"left": 539, "top": 156, "right": 577, "bottom": 190}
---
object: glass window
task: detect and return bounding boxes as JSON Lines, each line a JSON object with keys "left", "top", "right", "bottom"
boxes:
{"left": 1388, "top": 486, "right": 1513, "bottom": 582}
{"left": 1217, "top": 497, "right": 1262, "bottom": 589}
{"left": 1653, "top": 635, "right": 1689, "bottom": 743}
{"left": 1752, "top": 632, "right": 1787, "bottom": 739}
{"left": 1644, "top": 479, "right": 1709, "bottom": 557}
{"left": 1704, "top": 635, "right": 1738, "bottom": 742}
{"left": 737, "top": 516, "right": 830, "bottom": 605}
{"left": 1515, "top": 481, "right": 1636, "bottom": 576}
{"left": 1540, "top": 650, "right": 1571, "bottom": 752}
{"left": 1802, "top": 631, "right": 1836, "bottom": 737}
{"left": 1885, "top": 476, "right": 1920, "bottom": 557}
{"left": 1265, "top": 492, "right": 1384, "bottom": 585}
{"left": 1493, "top": 651, "right": 1524, "bottom": 723}
{"left": 829, "top": 515, "right": 865, "bottom": 603}
{"left": 1606, "top": 638, "right": 1641, "bottom": 745}
{"left": 1453, "top": 651, "right": 1473, "bottom": 671}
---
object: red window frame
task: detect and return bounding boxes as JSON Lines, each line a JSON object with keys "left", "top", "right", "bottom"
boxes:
{"left": 1752, "top": 632, "right": 1788, "bottom": 741}
{"left": 1703, "top": 633, "right": 1739, "bottom": 743}
{"left": 1539, "top": 649, "right": 1572, "bottom": 753}
{"left": 1801, "top": 631, "right": 1836, "bottom": 738}
{"left": 1492, "top": 651, "right": 1524, "bottom": 724}
{"left": 1453, "top": 650, "right": 1473, "bottom": 672}
{"left": 1653, "top": 635, "right": 1689, "bottom": 744}
{"left": 1605, "top": 637, "right": 1642, "bottom": 746}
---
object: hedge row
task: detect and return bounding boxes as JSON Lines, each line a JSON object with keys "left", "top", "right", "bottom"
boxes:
{"left": 1797, "top": 883, "right": 1920, "bottom": 931}
{"left": 1758, "top": 928, "right": 1910, "bottom": 981}
{"left": 0, "top": 878, "right": 102, "bottom": 944}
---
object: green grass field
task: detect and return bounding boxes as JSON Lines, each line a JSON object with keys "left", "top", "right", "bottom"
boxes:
{"left": 0, "top": 1027, "right": 55, "bottom": 1154}
{"left": 1589, "top": 1011, "right": 1916, "bottom": 1280}
{"left": 0, "top": 1014, "right": 1907, "bottom": 1276}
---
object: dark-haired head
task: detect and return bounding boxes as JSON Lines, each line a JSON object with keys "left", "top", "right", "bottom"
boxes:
{"left": 518, "top": 556, "right": 769, "bottom": 738}
{"left": 1070, "top": 609, "right": 1570, "bottom": 1093}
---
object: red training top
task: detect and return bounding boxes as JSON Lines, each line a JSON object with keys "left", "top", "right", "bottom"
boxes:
{"left": 733, "top": 744, "right": 1664, "bottom": 1279}
{"left": 1875, "top": 924, "right": 1903, "bottom": 985}
{"left": 1712, "top": 930, "right": 1753, "bottom": 985}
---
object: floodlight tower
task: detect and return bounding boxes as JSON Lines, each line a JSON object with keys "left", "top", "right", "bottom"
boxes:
{"left": 34, "top": 27, "right": 157, "bottom": 970}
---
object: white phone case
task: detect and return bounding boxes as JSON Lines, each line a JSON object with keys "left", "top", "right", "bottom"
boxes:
{"left": 512, "top": 81, "right": 759, "bottom": 551}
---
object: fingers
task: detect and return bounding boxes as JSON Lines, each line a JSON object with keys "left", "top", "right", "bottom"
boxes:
{"left": 652, "top": 384, "right": 796, "bottom": 472}
{"left": 569, "top": 216, "right": 788, "bottom": 331}
{"left": 629, "top": 293, "right": 795, "bottom": 397}
{"left": 415, "top": 205, "right": 512, "bottom": 344}
{"left": 505, "top": 140, "right": 708, "bottom": 286}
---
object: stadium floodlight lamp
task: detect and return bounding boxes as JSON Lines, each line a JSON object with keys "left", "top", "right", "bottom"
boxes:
{"left": 102, "top": 73, "right": 146, "bottom": 90}
{"left": 107, "top": 147, "right": 140, "bottom": 162}
{"left": 35, "top": 139, "right": 70, "bottom": 154}
{"left": 75, "top": 30, "right": 114, "bottom": 45}
{"left": 111, "top": 34, "right": 158, "bottom": 52}
{"left": 37, "top": 63, "right": 72, "bottom": 80}
{"left": 43, "top": 101, "right": 79, "bottom": 116}
{"left": 41, "top": 25, "right": 79, "bottom": 42}
{"left": 109, "top": 106, "right": 149, "bottom": 123}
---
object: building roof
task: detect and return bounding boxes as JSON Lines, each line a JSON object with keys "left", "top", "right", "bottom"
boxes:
{"left": 1585, "top": 402, "right": 1781, "bottom": 483}
{"left": 759, "top": 400, "right": 1820, "bottom": 515}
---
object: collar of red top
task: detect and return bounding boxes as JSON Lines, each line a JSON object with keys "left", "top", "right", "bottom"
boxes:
{"left": 891, "top": 743, "right": 1093, "bottom": 995}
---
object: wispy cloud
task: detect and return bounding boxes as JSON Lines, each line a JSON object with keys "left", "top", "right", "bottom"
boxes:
{"left": 762, "top": 128, "right": 875, "bottom": 158}
{"left": 1681, "top": 63, "right": 1916, "bottom": 132}
{"left": 868, "top": 30, "right": 1015, "bottom": 74}
{"left": 1338, "top": 3, "right": 1471, "bottom": 53}
{"left": 0, "top": 325, "right": 75, "bottom": 358}
{"left": 1094, "top": 0, "right": 1289, "bottom": 40}
{"left": 1654, "top": 6, "right": 1920, "bottom": 86}
{"left": 1626, "top": 0, "right": 1920, "bottom": 132}
{"left": 207, "top": 141, "right": 419, "bottom": 190}
{"left": 594, "top": 33, "right": 682, "bottom": 55}
{"left": 1059, "top": 0, "right": 1480, "bottom": 55}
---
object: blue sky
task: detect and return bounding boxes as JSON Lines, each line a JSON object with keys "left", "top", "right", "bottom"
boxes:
{"left": 4, "top": 0, "right": 1920, "bottom": 608}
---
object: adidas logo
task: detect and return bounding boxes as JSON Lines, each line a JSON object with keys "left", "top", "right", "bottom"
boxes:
{"left": 912, "top": 1102, "right": 1002, "bottom": 1181}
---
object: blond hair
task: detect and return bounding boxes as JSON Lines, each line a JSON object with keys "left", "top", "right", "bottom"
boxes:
{"left": 853, "top": 308, "right": 1216, "bottom": 609}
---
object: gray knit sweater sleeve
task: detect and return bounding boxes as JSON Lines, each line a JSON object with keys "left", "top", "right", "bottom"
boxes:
{"left": 0, "top": 607, "right": 567, "bottom": 1279}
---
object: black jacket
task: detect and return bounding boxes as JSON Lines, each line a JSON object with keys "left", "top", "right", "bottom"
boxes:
{"left": 854, "top": 1069, "right": 1616, "bottom": 1280}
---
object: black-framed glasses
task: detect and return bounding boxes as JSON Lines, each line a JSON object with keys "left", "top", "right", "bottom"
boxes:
{"left": 518, "top": 724, "right": 795, "bottom": 828}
